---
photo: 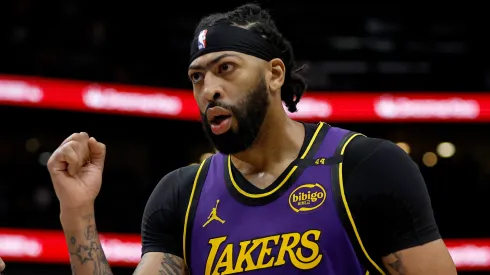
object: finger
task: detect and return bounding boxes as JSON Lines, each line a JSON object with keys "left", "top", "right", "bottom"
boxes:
{"left": 64, "top": 134, "right": 90, "bottom": 168}
{"left": 60, "top": 133, "right": 78, "bottom": 146}
{"left": 63, "top": 142, "right": 81, "bottom": 176}
{"left": 47, "top": 150, "right": 67, "bottom": 173}
{"left": 74, "top": 139, "right": 91, "bottom": 167}
{"left": 48, "top": 141, "right": 80, "bottom": 176}
{"left": 88, "top": 137, "right": 106, "bottom": 170}
{"left": 60, "top": 132, "right": 89, "bottom": 146}
{"left": 78, "top": 132, "right": 89, "bottom": 141}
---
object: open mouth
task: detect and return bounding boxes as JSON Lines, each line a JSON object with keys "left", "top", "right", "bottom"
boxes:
{"left": 210, "top": 114, "right": 232, "bottom": 125}
{"left": 207, "top": 107, "right": 233, "bottom": 135}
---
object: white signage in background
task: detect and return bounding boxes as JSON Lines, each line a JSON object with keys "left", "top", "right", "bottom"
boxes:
{"left": 100, "top": 237, "right": 141, "bottom": 263}
{"left": 286, "top": 98, "right": 332, "bottom": 118}
{"left": 82, "top": 86, "right": 183, "bottom": 115}
{"left": 448, "top": 245, "right": 490, "bottom": 267}
{"left": 0, "top": 80, "right": 43, "bottom": 103}
{"left": 374, "top": 95, "right": 480, "bottom": 119}
{"left": 0, "top": 234, "right": 42, "bottom": 257}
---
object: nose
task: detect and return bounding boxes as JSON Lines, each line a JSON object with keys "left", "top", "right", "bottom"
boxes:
{"left": 202, "top": 73, "right": 223, "bottom": 102}
{"left": 203, "top": 88, "right": 221, "bottom": 102}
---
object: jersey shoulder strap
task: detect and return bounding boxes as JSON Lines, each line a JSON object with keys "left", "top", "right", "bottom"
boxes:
{"left": 183, "top": 156, "right": 212, "bottom": 270}
{"left": 330, "top": 131, "right": 389, "bottom": 275}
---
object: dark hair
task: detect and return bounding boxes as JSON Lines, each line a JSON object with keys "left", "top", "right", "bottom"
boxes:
{"left": 194, "top": 3, "right": 306, "bottom": 113}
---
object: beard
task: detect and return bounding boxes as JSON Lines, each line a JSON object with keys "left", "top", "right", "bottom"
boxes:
{"left": 201, "top": 77, "right": 270, "bottom": 155}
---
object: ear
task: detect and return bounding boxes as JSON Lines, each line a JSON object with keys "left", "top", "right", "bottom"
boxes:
{"left": 268, "top": 58, "right": 286, "bottom": 93}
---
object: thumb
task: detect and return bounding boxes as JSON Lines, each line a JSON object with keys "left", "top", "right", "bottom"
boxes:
{"left": 88, "top": 137, "right": 106, "bottom": 170}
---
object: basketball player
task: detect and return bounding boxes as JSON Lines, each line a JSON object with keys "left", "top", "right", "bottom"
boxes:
{"left": 46, "top": 3, "right": 457, "bottom": 275}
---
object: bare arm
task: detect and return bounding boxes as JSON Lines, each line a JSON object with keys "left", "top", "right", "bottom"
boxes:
{"left": 61, "top": 207, "right": 112, "bottom": 275}
{"left": 382, "top": 239, "right": 457, "bottom": 275}
{"left": 49, "top": 134, "right": 192, "bottom": 275}
{"left": 62, "top": 207, "right": 189, "bottom": 275}
{"left": 133, "top": 252, "right": 188, "bottom": 275}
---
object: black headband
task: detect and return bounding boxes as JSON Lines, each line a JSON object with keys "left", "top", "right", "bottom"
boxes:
{"left": 189, "top": 25, "right": 280, "bottom": 64}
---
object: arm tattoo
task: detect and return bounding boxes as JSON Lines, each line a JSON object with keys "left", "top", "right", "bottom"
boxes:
{"left": 68, "top": 213, "right": 113, "bottom": 275}
{"left": 158, "top": 254, "right": 188, "bottom": 275}
{"left": 385, "top": 252, "right": 407, "bottom": 275}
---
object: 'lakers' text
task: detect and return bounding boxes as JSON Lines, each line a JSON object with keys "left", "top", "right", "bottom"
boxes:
{"left": 205, "top": 230, "right": 323, "bottom": 275}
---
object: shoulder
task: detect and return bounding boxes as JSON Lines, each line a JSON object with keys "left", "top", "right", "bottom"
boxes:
{"left": 145, "top": 164, "right": 201, "bottom": 217}
{"left": 141, "top": 164, "right": 202, "bottom": 256}
{"left": 340, "top": 134, "right": 440, "bottom": 256}
{"left": 344, "top": 135, "right": 401, "bottom": 168}
{"left": 341, "top": 134, "right": 422, "bottom": 200}
{"left": 342, "top": 134, "right": 411, "bottom": 182}
{"left": 162, "top": 164, "right": 201, "bottom": 188}
{"left": 154, "top": 164, "right": 201, "bottom": 198}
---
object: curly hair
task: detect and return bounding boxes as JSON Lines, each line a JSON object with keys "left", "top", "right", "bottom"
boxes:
{"left": 194, "top": 3, "right": 306, "bottom": 113}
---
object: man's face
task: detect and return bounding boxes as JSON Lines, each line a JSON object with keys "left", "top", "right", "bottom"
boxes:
{"left": 188, "top": 51, "right": 270, "bottom": 154}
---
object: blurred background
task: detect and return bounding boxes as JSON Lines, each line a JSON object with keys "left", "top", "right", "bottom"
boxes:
{"left": 0, "top": 1, "right": 489, "bottom": 274}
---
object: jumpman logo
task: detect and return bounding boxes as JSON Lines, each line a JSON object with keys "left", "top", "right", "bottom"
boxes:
{"left": 203, "top": 199, "right": 225, "bottom": 227}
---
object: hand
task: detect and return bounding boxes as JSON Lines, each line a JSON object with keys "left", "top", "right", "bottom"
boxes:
{"left": 47, "top": 132, "right": 106, "bottom": 210}
{"left": 0, "top": 256, "right": 5, "bottom": 272}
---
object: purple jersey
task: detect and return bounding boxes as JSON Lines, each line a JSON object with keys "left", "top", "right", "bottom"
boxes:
{"left": 183, "top": 123, "right": 385, "bottom": 275}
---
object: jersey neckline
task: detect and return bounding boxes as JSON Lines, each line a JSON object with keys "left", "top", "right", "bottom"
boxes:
{"left": 223, "top": 122, "right": 330, "bottom": 206}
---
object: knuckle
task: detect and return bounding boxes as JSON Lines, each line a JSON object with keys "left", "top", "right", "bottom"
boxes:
{"left": 65, "top": 141, "right": 78, "bottom": 152}
{"left": 69, "top": 132, "right": 88, "bottom": 143}
{"left": 61, "top": 133, "right": 76, "bottom": 145}
{"left": 61, "top": 142, "right": 78, "bottom": 158}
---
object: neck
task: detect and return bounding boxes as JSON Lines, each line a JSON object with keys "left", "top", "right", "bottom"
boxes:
{"left": 231, "top": 108, "right": 305, "bottom": 174}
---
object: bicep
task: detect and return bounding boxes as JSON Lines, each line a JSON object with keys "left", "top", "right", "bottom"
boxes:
{"left": 382, "top": 239, "right": 456, "bottom": 275}
{"left": 134, "top": 252, "right": 188, "bottom": 275}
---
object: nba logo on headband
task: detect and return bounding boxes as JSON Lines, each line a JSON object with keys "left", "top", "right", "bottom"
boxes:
{"left": 189, "top": 25, "right": 278, "bottom": 63}
{"left": 197, "top": 29, "right": 207, "bottom": 50}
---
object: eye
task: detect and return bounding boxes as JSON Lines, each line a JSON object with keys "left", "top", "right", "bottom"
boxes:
{"left": 218, "top": 63, "right": 235, "bottom": 74}
{"left": 190, "top": 72, "right": 203, "bottom": 84}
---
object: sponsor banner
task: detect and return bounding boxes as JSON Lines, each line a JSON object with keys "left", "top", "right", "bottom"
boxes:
{"left": 0, "top": 75, "right": 489, "bottom": 122}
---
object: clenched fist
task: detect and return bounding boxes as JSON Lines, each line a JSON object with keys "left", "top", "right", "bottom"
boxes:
{"left": 47, "top": 132, "right": 106, "bottom": 210}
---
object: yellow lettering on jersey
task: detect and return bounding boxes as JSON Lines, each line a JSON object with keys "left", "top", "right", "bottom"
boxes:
{"left": 204, "top": 230, "right": 323, "bottom": 275}
{"left": 315, "top": 157, "right": 326, "bottom": 165}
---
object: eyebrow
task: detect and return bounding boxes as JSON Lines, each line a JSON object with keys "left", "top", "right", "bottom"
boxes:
{"left": 188, "top": 53, "right": 242, "bottom": 71}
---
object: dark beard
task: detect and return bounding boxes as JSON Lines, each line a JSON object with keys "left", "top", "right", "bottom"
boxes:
{"left": 201, "top": 77, "right": 270, "bottom": 155}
